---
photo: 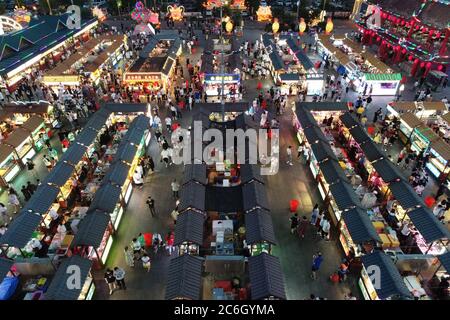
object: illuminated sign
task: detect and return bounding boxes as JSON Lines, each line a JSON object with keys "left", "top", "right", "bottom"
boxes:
{"left": 124, "top": 73, "right": 162, "bottom": 82}
{"left": 204, "top": 74, "right": 240, "bottom": 83}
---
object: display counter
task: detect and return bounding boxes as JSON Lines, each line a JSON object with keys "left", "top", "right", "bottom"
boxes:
{"left": 398, "top": 113, "right": 422, "bottom": 145}
{"left": 426, "top": 139, "right": 450, "bottom": 180}
{"left": 410, "top": 126, "right": 440, "bottom": 155}
{"left": 203, "top": 74, "right": 241, "bottom": 98}
{"left": 0, "top": 144, "right": 20, "bottom": 187}
{"left": 22, "top": 116, "right": 47, "bottom": 152}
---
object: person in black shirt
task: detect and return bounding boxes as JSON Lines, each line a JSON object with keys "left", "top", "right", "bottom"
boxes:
{"left": 290, "top": 213, "right": 299, "bottom": 234}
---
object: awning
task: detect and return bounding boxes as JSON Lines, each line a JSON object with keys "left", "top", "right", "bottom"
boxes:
{"left": 310, "top": 140, "right": 338, "bottom": 163}
{"left": 115, "top": 141, "right": 138, "bottom": 165}
{"left": 400, "top": 113, "right": 422, "bottom": 129}
{"left": 84, "top": 113, "right": 107, "bottom": 132}
{"left": 372, "top": 159, "right": 402, "bottom": 183}
{"left": 74, "top": 127, "right": 99, "bottom": 147}
{"left": 94, "top": 107, "right": 113, "bottom": 119}
{"left": 124, "top": 127, "right": 146, "bottom": 146}
{"left": 295, "top": 108, "right": 317, "bottom": 129}
{"left": 105, "top": 103, "right": 148, "bottom": 114}
{"left": 129, "top": 114, "right": 150, "bottom": 131}
{"left": 430, "top": 139, "right": 450, "bottom": 162}
{"left": 303, "top": 126, "right": 328, "bottom": 144}
{"left": 364, "top": 73, "right": 401, "bottom": 81}
{"left": 182, "top": 164, "right": 207, "bottom": 185}
{"left": 442, "top": 112, "right": 450, "bottom": 125}
{"left": 44, "top": 162, "right": 75, "bottom": 187}
{"left": 438, "top": 252, "right": 450, "bottom": 273}
{"left": 89, "top": 183, "right": 122, "bottom": 214}
{"left": 360, "top": 141, "right": 384, "bottom": 162}
{"left": 248, "top": 253, "right": 286, "bottom": 300}
{"left": 242, "top": 181, "right": 269, "bottom": 212}
{"left": 45, "top": 256, "right": 92, "bottom": 300}
{"left": 179, "top": 181, "right": 206, "bottom": 213}
{"left": 349, "top": 126, "right": 370, "bottom": 144}
{"left": 340, "top": 112, "right": 360, "bottom": 129}
{"left": 421, "top": 101, "right": 447, "bottom": 111}
{"left": 102, "top": 161, "right": 131, "bottom": 188}
{"left": 206, "top": 186, "right": 244, "bottom": 212}
{"left": 298, "top": 102, "right": 350, "bottom": 112}
{"left": 328, "top": 181, "right": 361, "bottom": 211}
{"left": 0, "top": 211, "right": 42, "bottom": 248}
{"left": 388, "top": 180, "right": 422, "bottom": 211}
{"left": 319, "top": 159, "right": 348, "bottom": 185}
{"left": 4, "top": 128, "right": 30, "bottom": 148}
{"left": 245, "top": 209, "right": 277, "bottom": 245}
{"left": 22, "top": 184, "right": 60, "bottom": 215}
{"left": 0, "top": 144, "right": 14, "bottom": 166}
{"left": 165, "top": 254, "right": 204, "bottom": 300}
{"left": 269, "top": 51, "right": 284, "bottom": 71}
{"left": 240, "top": 164, "right": 264, "bottom": 185}
{"left": 407, "top": 207, "right": 450, "bottom": 243}
{"left": 22, "top": 115, "right": 45, "bottom": 133}
{"left": 361, "top": 251, "right": 412, "bottom": 300}
{"left": 59, "top": 142, "right": 87, "bottom": 166}
{"left": 0, "top": 258, "right": 14, "bottom": 284}
{"left": 72, "top": 211, "right": 111, "bottom": 248}
{"left": 174, "top": 210, "right": 205, "bottom": 246}
{"left": 415, "top": 126, "right": 440, "bottom": 143}
{"left": 295, "top": 49, "right": 314, "bottom": 70}
{"left": 390, "top": 102, "right": 416, "bottom": 113}
{"left": 342, "top": 208, "right": 381, "bottom": 244}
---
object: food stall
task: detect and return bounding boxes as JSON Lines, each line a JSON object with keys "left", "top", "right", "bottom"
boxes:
{"left": 22, "top": 116, "right": 47, "bottom": 152}
{"left": 4, "top": 128, "right": 35, "bottom": 165}
{"left": 359, "top": 251, "right": 412, "bottom": 300}
{"left": 72, "top": 210, "right": 114, "bottom": 269}
{"left": 45, "top": 256, "right": 95, "bottom": 300}
{"left": 0, "top": 144, "right": 20, "bottom": 187}
{"left": 426, "top": 139, "right": 450, "bottom": 180}
{"left": 410, "top": 126, "right": 440, "bottom": 155}
{"left": 174, "top": 210, "right": 204, "bottom": 256}
{"left": 339, "top": 207, "right": 381, "bottom": 259}
{"left": 245, "top": 209, "right": 276, "bottom": 256}
{"left": 203, "top": 74, "right": 241, "bottom": 98}
{"left": 386, "top": 101, "right": 417, "bottom": 118}
{"left": 398, "top": 113, "right": 422, "bottom": 145}
{"left": 1, "top": 101, "right": 60, "bottom": 129}
{"left": 327, "top": 180, "right": 362, "bottom": 226}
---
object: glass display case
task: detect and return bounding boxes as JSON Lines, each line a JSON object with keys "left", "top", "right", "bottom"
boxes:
{"left": 0, "top": 145, "right": 20, "bottom": 186}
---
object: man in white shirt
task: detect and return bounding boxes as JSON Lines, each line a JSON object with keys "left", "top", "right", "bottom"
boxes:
{"left": 132, "top": 170, "right": 144, "bottom": 188}
{"left": 286, "top": 146, "right": 293, "bottom": 165}
{"left": 165, "top": 117, "right": 172, "bottom": 132}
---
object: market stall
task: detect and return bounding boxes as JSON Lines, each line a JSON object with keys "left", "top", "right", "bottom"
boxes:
{"left": 4, "top": 127, "right": 35, "bottom": 165}
{"left": 71, "top": 210, "right": 113, "bottom": 269}
{"left": 165, "top": 254, "right": 204, "bottom": 300}
{"left": 45, "top": 256, "right": 95, "bottom": 300}
{"left": 426, "top": 139, "right": 450, "bottom": 181}
{"left": 248, "top": 253, "right": 286, "bottom": 300}
{"left": 410, "top": 126, "right": 440, "bottom": 154}
{"left": 327, "top": 180, "right": 363, "bottom": 226}
{"left": 360, "top": 251, "right": 412, "bottom": 300}
{"left": 174, "top": 210, "right": 205, "bottom": 256}
{"left": 0, "top": 144, "right": 20, "bottom": 187}
{"left": 22, "top": 116, "right": 47, "bottom": 152}
{"left": 245, "top": 209, "right": 276, "bottom": 256}
{"left": 1, "top": 101, "right": 59, "bottom": 129}
{"left": 398, "top": 112, "right": 423, "bottom": 145}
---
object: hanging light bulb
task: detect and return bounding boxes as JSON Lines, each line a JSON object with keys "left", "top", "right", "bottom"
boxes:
{"left": 325, "top": 17, "right": 333, "bottom": 35}
{"left": 272, "top": 18, "right": 280, "bottom": 34}
{"left": 225, "top": 20, "right": 233, "bottom": 33}
{"left": 299, "top": 18, "right": 306, "bottom": 35}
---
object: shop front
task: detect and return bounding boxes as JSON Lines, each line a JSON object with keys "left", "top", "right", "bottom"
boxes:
{"left": 174, "top": 210, "right": 204, "bottom": 256}
{"left": 203, "top": 74, "right": 240, "bottom": 98}
{"left": 22, "top": 116, "right": 47, "bottom": 152}
{"left": 426, "top": 139, "right": 450, "bottom": 181}
{"left": 397, "top": 112, "right": 422, "bottom": 145}
{"left": 2, "top": 101, "right": 60, "bottom": 129}
{"left": 245, "top": 208, "right": 276, "bottom": 256}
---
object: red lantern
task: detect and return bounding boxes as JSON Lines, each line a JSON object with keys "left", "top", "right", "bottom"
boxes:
{"left": 415, "top": 25, "right": 420, "bottom": 30}
{"left": 377, "top": 37, "right": 381, "bottom": 42}
{"left": 423, "top": 27, "right": 428, "bottom": 33}
{"left": 402, "top": 48, "right": 407, "bottom": 54}
{"left": 429, "top": 30, "right": 435, "bottom": 36}
{"left": 401, "top": 20, "right": 405, "bottom": 26}
{"left": 424, "top": 196, "right": 436, "bottom": 208}
{"left": 436, "top": 32, "right": 441, "bottom": 38}
{"left": 420, "top": 62, "right": 425, "bottom": 68}
{"left": 408, "top": 55, "right": 414, "bottom": 61}
{"left": 438, "top": 64, "right": 444, "bottom": 71}
{"left": 426, "top": 62, "right": 432, "bottom": 69}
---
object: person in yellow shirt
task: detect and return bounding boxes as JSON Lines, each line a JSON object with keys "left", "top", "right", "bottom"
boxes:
{"left": 356, "top": 106, "right": 364, "bottom": 119}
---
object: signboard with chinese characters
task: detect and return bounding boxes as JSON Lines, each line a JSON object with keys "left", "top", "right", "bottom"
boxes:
{"left": 204, "top": 74, "right": 240, "bottom": 84}
{"left": 123, "top": 72, "right": 162, "bottom": 83}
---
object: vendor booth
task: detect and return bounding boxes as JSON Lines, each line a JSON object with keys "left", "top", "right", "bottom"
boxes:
{"left": 245, "top": 209, "right": 277, "bottom": 256}
{"left": 22, "top": 116, "right": 47, "bottom": 152}
{"left": 360, "top": 251, "right": 412, "bottom": 300}
{"left": 4, "top": 128, "right": 35, "bottom": 165}
{"left": 0, "top": 144, "right": 20, "bottom": 187}
{"left": 248, "top": 253, "right": 286, "bottom": 300}
{"left": 426, "top": 139, "right": 450, "bottom": 181}
{"left": 410, "top": 126, "right": 440, "bottom": 154}
{"left": 165, "top": 254, "right": 204, "bottom": 300}
{"left": 174, "top": 210, "right": 205, "bottom": 256}
{"left": 398, "top": 112, "right": 422, "bottom": 145}
{"left": 45, "top": 256, "right": 95, "bottom": 300}
{"left": 1, "top": 101, "right": 59, "bottom": 129}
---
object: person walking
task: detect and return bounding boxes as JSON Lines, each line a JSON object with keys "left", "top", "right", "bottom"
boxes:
{"left": 311, "top": 252, "right": 324, "bottom": 280}
{"left": 43, "top": 155, "right": 53, "bottom": 171}
{"left": 146, "top": 196, "right": 156, "bottom": 217}
{"left": 289, "top": 213, "right": 299, "bottom": 234}
{"left": 124, "top": 246, "right": 135, "bottom": 267}
{"left": 8, "top": 190, "right": 20, "bottom": 214}
{"left": 131, "top": 238, "right": 142, "bottom": 260}
{"left": 132, "top": 170, "right": 144, "bottom": 189}
{"left": 297, "top": 216, "right": 309, "bottom": 239}
{"left": 310, "top": 204, "right": 319, "bottom": 225}
{"left": 286, "top": 146, "right": 293, "bottom": 165}
{"left": 104, "top": 268, "right": 117, "bottom": 295}
{"left": 171, "top": 179, "right": 180, "bottom": 199}
{"left": 320, "top": 217, "right": 331, "bottom": 240}
{"left": 165, "top": 231, "right": 175, "bottom": 255}
{"left": 141, "top": 253, "right": 151, "bottom": 272}
{"left": 113, "top": 267, "right": 126, "bottom": 290}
